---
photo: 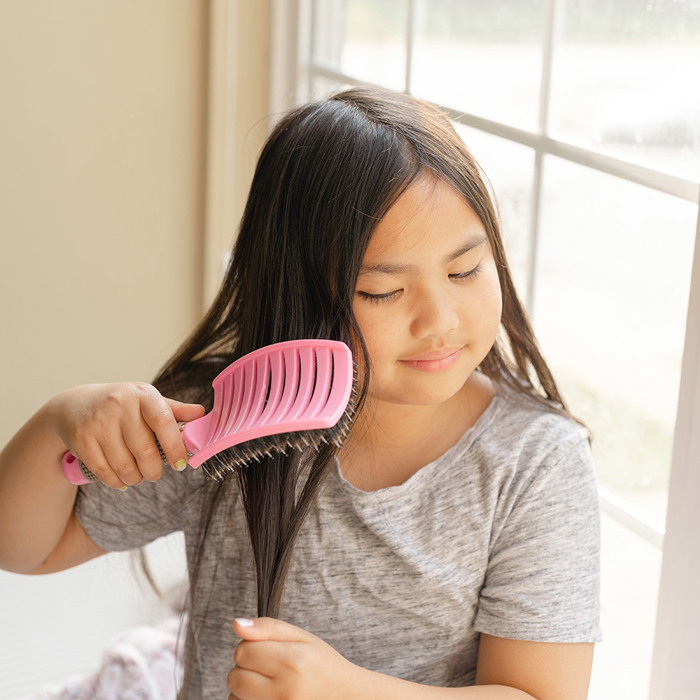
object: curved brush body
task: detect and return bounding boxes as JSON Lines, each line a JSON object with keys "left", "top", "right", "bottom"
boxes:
{"left": 61, "top": 340, "right": 356, "bottom": 485}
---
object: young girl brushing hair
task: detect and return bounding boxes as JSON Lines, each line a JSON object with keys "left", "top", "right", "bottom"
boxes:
{"left": 0, "top": 87, "right": 600, "bottom": 699}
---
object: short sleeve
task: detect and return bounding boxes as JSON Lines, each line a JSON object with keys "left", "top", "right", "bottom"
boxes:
{"left": 474, "top": 428, "right": 601, "bottom": 643}
{"left": 74, "top": 462, "right": 203, "bottom": 552}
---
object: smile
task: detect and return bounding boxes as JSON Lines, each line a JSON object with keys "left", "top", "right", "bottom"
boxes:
{"left": 399, "top": 348, "right": 462, "bottom": 373}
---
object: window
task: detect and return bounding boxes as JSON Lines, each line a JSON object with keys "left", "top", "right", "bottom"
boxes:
{"left": 275, "top": 1, "right": 700, "bottom": 696}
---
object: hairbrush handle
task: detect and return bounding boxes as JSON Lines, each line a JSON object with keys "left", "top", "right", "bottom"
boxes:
{"left": 60, "top": 423, "right": 191, "bottom": 485}
{"left": 61, "top": 451, "right": 102, "bottom": 485}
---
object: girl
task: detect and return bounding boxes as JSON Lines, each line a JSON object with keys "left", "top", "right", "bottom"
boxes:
{"left": 0, "top": 87, "right": 600, "bottom": 699}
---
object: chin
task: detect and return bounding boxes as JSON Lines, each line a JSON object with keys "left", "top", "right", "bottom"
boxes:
{"left": 372, "top": 377, "right": 471, "bottom": 408}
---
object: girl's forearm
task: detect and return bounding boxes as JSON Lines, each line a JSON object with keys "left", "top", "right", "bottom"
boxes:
{"left": 355, "top": 669, "right": 536, "bottom": 700}
{"left": 0, "top": 398, "right": 78, "bottom": 573}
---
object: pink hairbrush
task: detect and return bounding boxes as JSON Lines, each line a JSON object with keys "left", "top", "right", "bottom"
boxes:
{"left": 61, "top": 339, "right": 355, "bottom": 484}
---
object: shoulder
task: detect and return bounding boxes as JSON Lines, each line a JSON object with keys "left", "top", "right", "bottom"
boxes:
{"left": 421, "top": 390, "right": 596, "bottom": 523}
{"left": 453, "top": 391, "right": 596, "bottom": 518}
{"left": 475, "top": 390, "right": 591, "bottom": 468}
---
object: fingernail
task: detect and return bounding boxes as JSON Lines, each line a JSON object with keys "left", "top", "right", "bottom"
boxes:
{"left": 174, "top": 459, "right": 187, "bottom": 472}
{"left": 235, "top": 618, "right": 255, "bottom": 628}
{"left": 118, "top": 486, "right": 128, "bottom": 491}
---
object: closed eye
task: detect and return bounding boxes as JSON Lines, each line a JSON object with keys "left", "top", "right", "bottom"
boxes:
{"left": 449, "top": 263, "right": 482, "bottom": 281}
{"left": 356, "top": 289, "right": 402, "bottom": 304}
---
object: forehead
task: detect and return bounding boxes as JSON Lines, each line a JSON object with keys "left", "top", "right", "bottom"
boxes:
{"left": 363, "top": 176, "right": 486, "bottom": 261}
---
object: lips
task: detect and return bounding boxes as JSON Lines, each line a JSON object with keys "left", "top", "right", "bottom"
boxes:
{"left": 399, "top": 347, "right": 463, "bottom": 372}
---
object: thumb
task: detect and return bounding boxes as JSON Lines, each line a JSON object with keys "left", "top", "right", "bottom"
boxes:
{"left": 234, "top": 617, "right": 309, "bottom": 642}
{"left": 165, "top": 398, "right": 206, "bottom": 422}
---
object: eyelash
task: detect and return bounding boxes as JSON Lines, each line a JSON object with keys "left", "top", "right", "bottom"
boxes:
{"left": 357, "top": 290, "right": 401, "bottom": 305}
{"left": 450, "top": 263, "right": 482, "bottom": 282}
{"left": 358, "top": 264, "right": 483, "bottom": 305}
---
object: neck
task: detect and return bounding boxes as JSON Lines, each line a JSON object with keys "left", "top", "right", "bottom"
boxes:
{"left": 339, "top": 373, "right": 494, "bottom": 491}
{"left": 350, "top": 399, "right": 455, "bottom": 452}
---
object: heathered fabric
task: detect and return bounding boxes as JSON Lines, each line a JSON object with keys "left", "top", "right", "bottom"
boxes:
{"left": 75, "top": 392, "right": 601, "bottom": 698}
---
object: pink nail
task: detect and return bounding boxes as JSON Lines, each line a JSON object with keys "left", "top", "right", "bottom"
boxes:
{"left": 235, "top": 618, "right": 255, "bottom": 628}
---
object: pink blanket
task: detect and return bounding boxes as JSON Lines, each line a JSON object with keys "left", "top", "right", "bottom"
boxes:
{"left": 32, "top": 617, "right": 183, "bottom": 700}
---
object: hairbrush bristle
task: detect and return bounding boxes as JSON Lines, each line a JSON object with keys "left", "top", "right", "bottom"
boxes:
{"left": 200, "top": 364, "right": 358, "bottom": 482}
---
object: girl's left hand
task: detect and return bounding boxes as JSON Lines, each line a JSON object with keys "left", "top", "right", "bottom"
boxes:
{"left": 227, "top": 617, "right": 370, "bottom": 700}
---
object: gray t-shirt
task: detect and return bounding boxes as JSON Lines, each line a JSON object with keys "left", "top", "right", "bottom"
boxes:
{"left": 75, "top": 392, "right": 601, "bottom": 698}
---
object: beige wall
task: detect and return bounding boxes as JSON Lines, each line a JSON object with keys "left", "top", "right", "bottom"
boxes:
{"left": 203, "top": 0, "right": 273, "bottom": 304}
{"left": 0, "top": 1, "right": 272, "bottom": 445}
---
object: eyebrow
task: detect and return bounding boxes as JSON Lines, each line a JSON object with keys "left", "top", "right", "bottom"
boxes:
{"left": 359, "top": 235, "right": 487, "bottom": 275}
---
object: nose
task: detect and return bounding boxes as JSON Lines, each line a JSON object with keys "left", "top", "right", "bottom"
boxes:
{"left": 410, "top": 286, "right": 460, "bottom": 340}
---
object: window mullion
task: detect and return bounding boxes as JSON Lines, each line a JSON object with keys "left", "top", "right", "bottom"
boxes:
{"left": 525, "top": 0, "right": 559, "bottom": 316}
{"left": 538, "top": 0, "right": 558, "bottom": 135}
{"left": 649, "top": 206, "right": 700, "bottom": 698}
{"left": 404, "top": 0, "right": 416, "bottom": 94}
{"left": 599, "top": 486, "right": 664, "bottom": 550}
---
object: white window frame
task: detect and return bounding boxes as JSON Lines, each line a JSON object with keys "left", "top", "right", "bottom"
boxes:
{"left": 269, "top": 0, "right": 700, "bottom": 694}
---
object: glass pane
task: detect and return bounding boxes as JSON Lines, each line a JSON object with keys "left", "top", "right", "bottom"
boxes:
{"left": 550, "top": 1, "right": 700, "bottom": 181}
{"left": 534, "top": 156, "right": 697, "bottom": 530}
{"left": 455, "top": 123, "right": 535, "bottom": 295}
{"left": 412, "top": 0, "right": 545, "bottom": 129}
{"left": 309, "top": 75, "right": 349, "bottom": 101}
{"left": 589, "top": 513, "right": 662, "bottom": 700}
{"left": 311, "top": 0, "right": 408, "bottom": 91}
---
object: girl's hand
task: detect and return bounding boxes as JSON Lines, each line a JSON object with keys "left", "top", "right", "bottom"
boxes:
{"left": 228, "top": 618, "right": 372, "bottom": 700}
{"left": 48, "top": 383, "right": 205, "bottom": 489}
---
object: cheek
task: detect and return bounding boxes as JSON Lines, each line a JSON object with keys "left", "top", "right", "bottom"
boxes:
{"left": 473, "top": 270, "right": 503, "bottom": 338}
{"left": 352, "top": 301, "right": 377, "bottom": 358}
{"left": 488, "top": 278, "right": 504, "bottom": 323}
{"left": 351, "top": 304, "right": 392, "bottom": 392}
{"left": 353, "top": 305, "right": 388, "bottom": 355}
{"left": 352, "top": 302, "right": 403, "bottom": 379}
{"left": 353, "top": 295, "right": 392, "bottom": 334}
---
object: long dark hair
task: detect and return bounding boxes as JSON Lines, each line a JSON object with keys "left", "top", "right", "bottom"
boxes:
{"left": 152, "top": 86, "right": 568, "bottom": 693}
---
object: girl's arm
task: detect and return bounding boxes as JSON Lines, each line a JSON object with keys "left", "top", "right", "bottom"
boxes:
{"left": 0, "top": 399, "right": 95, "bottom": 574}
{"left": 0, "top": 384, "right": 203, "bottom": 574}
{"left": 474, "top": 634, "right": 594, "bottom": 699}
{"left": 227, "top": 618, "right": 594, "bottom": 700}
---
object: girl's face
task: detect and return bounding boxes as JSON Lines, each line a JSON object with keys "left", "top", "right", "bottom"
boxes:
{"left": 353, "top": 176, "right": 502, "bottom": 410}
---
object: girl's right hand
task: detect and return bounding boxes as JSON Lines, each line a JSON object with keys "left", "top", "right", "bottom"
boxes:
{"left": 48, "top": 383, "right": 205, "bottom": 490}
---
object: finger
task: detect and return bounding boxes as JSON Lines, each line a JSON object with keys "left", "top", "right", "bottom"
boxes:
{"left": 121, "top": 420, "right": 164, "bottom": 483}
{"left": 233, "top": 617, "right": 311, "bottom": 643}
{"left": 227, "top": 665, "right": 272, "bottom": 700}
{"left": 140, "top": 396, "right": 189, "bottom": 472}
{"left": 74, "top": 436, "right": 129, "bottom": 490}
{"left": 234, "top": 640, "right": 289, "bottom": 678}
{"left": 101, "top": 429, "right": 148, "bottom": 486}
{"left": 165, "top": 398, "right": 206, "bottom": 423}
{"left": 164, "top": 399, "right": 205, "bottom": 470}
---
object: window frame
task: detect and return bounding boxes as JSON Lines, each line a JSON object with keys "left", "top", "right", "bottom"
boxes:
{"left": 269, "top": 0, "right": 700, "bottom": 694}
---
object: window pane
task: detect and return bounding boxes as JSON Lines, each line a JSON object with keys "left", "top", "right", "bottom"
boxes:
{"left": 311, "top": 0, "right": 408, "bottom": 91}
{"left": 534, "top": 157, "right": 696, "bottom": 529}
{"left": 455, "top": 123, "right": 535, "bottom": 294}
{"left": 309, "top": 76, "right": 348, "bottom": 101}
{"left": 412, "top": 0, "right": 545, "bottom": 129}
{"left": 550, "top": 1, "right": 700, "bottom": 181}
{"left": 589, "top": 514, "right": 661, "bottom": 700}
